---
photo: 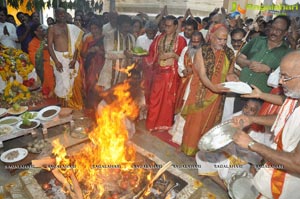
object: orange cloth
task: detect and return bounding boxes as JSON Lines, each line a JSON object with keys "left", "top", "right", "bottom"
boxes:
{"left": 65, "top": 69, "right": 84, "bottom": 110}
{"left": 181, "top": 49, "right": 232, "bottom": 156}
{"left": 28, "top": 37, "right": 55, "bottom": 96}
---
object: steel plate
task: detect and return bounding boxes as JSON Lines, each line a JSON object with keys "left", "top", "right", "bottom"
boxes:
{"left": 198, "top": 120, "right": 238, "bottom": 152}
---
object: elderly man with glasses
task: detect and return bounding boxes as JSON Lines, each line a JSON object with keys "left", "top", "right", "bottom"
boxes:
{"left": 232, "top": 50, "right": 300, "bottom": 199}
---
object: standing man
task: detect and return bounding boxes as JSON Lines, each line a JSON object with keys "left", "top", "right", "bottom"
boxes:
{"left": 221, "top": 28, "right": 247, "bottom": 122}
{"left": 145, "top": 15, "right": 186, "bottom": 132}
{"left": 0, "top": 7, "right": 18, "bottom": 48}
{"left": 170, "top": 31, "right": 204, "bottom": 145}
{"left": 97, "top": 15, "right": 135, "bottom": 90}
{"left": 233, "top": 51, "right": 300, "bottom": 199}
{"left": 181, "top": 24, "right": 234, "bottom": 156}
{"left": 232, "top": 16, "right": 292, "bottom": 112}
{"left": 16, "top": 12, "right": 33, "bottom": 53}
{"left": 48, "top": 7, "right": 84, "bottom": 109}
{"left": 136, "top": 20, "right": 158, "bottom": 51}
{"left": 179, "top": 18, "right": 198, "bottom": 44}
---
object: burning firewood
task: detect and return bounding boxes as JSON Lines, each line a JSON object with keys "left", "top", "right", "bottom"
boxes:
{"left": 32, "top": 157, "right": 56, "bottom": 169}
{"left": 133, "top": 161, "right": 173, "bottom": 198}
{"left": 32, "top": 155, "right": 83, "bottom": 198}
{"left": 52, "top": 168, "right": 83, "bottom": 199}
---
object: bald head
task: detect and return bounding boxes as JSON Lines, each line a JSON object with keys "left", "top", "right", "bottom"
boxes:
{"left": 281, "top": 51, "right": 300, "bottom": 73}
{"left": 280, "top": 51, "right": 300, "bottom": 99}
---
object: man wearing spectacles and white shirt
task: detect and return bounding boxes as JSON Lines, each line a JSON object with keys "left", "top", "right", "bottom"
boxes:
{"left": 232, "top": 51, "right": 300, "bottom": 199}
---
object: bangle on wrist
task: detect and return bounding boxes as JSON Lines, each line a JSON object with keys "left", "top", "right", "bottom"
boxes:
{"left": 248, "top": 141, "right": 256, "bottom": 150}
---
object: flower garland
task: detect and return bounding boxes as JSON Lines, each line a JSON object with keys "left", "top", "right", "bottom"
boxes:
{"left": 3, "top": 80, "right": 31, "bottom": 104}
{"left": 0, "top": 54, "right": 15, "bottom": 81}
{"left": 0, "top": 48, "right": 34, "bottom": 82}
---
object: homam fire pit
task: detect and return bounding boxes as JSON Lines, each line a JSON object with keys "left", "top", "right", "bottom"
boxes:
{"left": 33, "top": 145, "right": 198, "bottom": 199}
{"left": 26, "top": 82, "right": 199, "bottom": 199}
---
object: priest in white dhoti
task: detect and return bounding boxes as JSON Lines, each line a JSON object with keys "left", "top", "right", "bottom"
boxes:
{"left": 233, "top": 51, "right": 300, "bottom": 199}
{"left": 48, "top": 8, "right": 84, "bottom": 110}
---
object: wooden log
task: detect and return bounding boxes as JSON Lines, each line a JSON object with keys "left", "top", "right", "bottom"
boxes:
{"left": 31, "top": 157, "right": 56, "bottom": 169}
{"left": 69, "top": 170, "right": 83, "bottom": 199}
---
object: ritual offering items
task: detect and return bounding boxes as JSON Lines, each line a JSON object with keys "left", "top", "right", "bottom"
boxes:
{"left": 20, "top": 111, "right": 38, "bottom": 120}
{"left": 16, "top": 119, "right": 40, "bottom": 130}
{"left": 38, "top": 106, "right": 61, "bottom": 121}
{"left": 0, "top": 148, "right": 28, "bottom": 163}
{"left": 132, "top": 47, "right": 148, "bottom": 56}
{"left": 0, "top": 125, "right": 14, "bottom": 136}
{"left": 0, "top": 116, "right": 20, "bottom": 126}
{"left": 7, "top": 104, "right": 28, "bottom": 115}
{"left": 27, "top": 139, "right": 49, "bottom": 154}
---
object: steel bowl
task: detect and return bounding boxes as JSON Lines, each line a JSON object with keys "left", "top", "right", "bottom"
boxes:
{"left": 198, "top": 120, "right": 238, "bottom": 152}
{"left": 227, "top": 172, "right": 259, "bottom": 199}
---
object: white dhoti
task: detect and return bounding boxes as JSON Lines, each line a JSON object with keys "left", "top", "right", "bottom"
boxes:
{"left": 50, "top": 24, "right": 83, "bottom": 99}
{"left": 253, "top": 99, "right": 300, "bottom": 199}
{"left": 52, "top": 51, "right": 79, "bottom": 98}
{"left": 196, "top": 130, "right": 273, "bottom": 184}
{"left": 169, "top": 76, "right": 193, "bottom": 145}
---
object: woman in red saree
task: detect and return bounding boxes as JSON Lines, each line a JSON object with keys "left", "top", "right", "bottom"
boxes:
{"left": 145, "top": 15, "right": 187, "bottom": 131}
{"left": 81, "top": 19, "right": 105, "bottom": 108}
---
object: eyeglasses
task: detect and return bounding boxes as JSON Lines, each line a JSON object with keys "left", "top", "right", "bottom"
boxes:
{"left": 280, "top": 74, "right": 300, "bottom": 83}
{"left": 231, "top": 39, "right": 243, "bottom": 43}
{"left": 270, "top": 26, "right": 286, "bottom": 34}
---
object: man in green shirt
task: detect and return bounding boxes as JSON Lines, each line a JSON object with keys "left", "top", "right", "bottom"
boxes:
{"left": 232, "top": 15, "right": 292, "bottom": 111}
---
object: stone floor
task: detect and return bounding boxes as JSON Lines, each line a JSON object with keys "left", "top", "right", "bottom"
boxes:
{"left": 0, "top": 117, "right": 229, "bottom": 199}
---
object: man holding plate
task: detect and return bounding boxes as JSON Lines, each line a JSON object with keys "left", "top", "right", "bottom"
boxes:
{"left": 233, "top": 51, "right": 300, "bottom": 199}
{"left": 180, "top": 24, "right": 234, "bottom": 156}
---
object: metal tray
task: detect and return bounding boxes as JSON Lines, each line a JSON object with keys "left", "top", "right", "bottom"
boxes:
{"left": 198, "top": 120, "right": 238, "bottom": 152}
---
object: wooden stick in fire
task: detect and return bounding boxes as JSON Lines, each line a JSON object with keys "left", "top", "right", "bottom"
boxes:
{"left": 133, "top": 161, "right": 173, "bottom": 199}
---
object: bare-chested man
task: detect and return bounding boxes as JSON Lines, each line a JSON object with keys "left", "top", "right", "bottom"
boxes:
{"left": 48, "top": 7, "right": 84, "bottom": 109}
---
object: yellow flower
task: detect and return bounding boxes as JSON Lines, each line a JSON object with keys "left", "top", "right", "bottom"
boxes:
{"left": 3, "top": 80, "right": 30, "bottom": 104}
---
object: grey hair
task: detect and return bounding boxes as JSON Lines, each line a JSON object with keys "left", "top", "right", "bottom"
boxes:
{"left": 144, "top": 20, "right": 158, "bottom": 30}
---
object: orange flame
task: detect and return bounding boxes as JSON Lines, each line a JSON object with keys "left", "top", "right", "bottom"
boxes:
{"left": 114, "top": 63, "right": 136, "bottom": 77}
{"left": 52, "top": 82, "right": 145, "bottom": 198}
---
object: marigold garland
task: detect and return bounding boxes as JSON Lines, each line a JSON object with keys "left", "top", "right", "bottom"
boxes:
{"left": 0, "top": 47, "right": 34, "bottom": 82}
{"left": 3, "top": 80, "right": 31, "bottom": 104}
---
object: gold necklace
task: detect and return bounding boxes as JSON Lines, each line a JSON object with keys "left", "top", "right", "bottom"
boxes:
{"left": 162, "top": 33, "right": 176, "bottom": 52}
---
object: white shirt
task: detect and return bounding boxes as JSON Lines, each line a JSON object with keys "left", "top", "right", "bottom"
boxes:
{"left": 179, "top": 32, "right": 190, "bottom": 44}
{"left": 178, "top": 46, "right": 189, "bottom": 77}
{"left": 135, "top": 34, "right": 153, "bottom": 51}
{"left": 0, "top": 22, "right": 18, "bottom": 48}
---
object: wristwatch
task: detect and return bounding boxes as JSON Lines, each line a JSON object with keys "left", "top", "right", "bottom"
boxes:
{"left": 248, "top": 141, "right": 256, "bottom": 150}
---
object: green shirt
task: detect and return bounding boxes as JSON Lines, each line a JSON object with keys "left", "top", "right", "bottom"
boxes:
{"left": 239, "top": 36, "right": 291, "bottom": 93}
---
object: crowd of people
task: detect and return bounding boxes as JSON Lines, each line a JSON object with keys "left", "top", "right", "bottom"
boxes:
{"left": 1, "top": 5, "right": 300, "bottom": 198}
